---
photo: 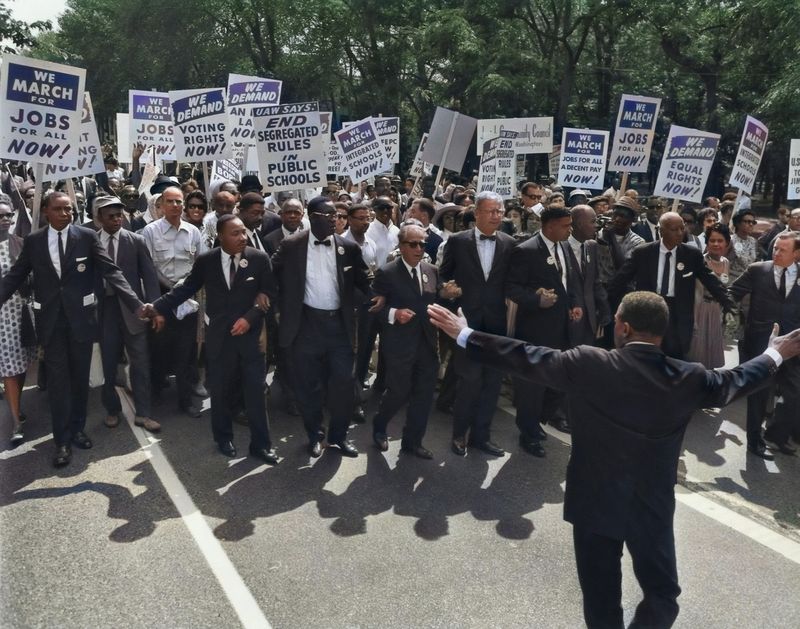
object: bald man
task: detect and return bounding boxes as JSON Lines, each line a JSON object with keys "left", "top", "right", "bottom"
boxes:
{"left": 608, "top": 212, "right": 734, "bottom": 358}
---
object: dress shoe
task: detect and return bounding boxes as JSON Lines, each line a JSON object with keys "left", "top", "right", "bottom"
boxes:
{"left": 353, "top": 407, "right": 366, "bottom": 424}
{"left": 71, "top": 431, "right": 93, "bottom": 449}
{"left": 537, "top": 425, "right": 548, "bottom": 440}
{"left": 451, "top": 437, "right": 467, "bottom": 457}
{"left": 401, "top": 442, "right": 433, "bottom": 459}
{"left": 134, "top": 416, "right": 161, "bottom": 433}
{"left": 10, "top": 429, "right": 24, "bottom": 447}
{"left": 473, "top": 440, "right": 505, "bottom": 457}
{"left": 104, "top": 414, "right": 120, "bottom": 428}
{"left": 549, "top": 417, "right": 571, "bottom": 434}
{"left": 53, "top": 445, "right": 71, "bottom": 467}
{"left": 218, "top": 440, "right": 237, "bottom": 457}
{"left": 330, "top": 440, "right": 359, "bottom": 457}
{"left": 747, "top": 442, "right": 775, "bottom": 461}
{"left": 179, "top": 403, "right": 202, "bottom": 418}
{"left": 249, "top": 446, "right": 279, "bottom": 465}
{"left": 19, "top": 413, "right": 27, "bottom": 425}
{"left": 373, "top": 432, "right": 389, "bottom": 452}
{"left": 309, "top": 441, "right": 323, "bottom": 458}
{"left": 764, "top": 437, "right": 796, "bottom": 455}
{"left": 192, "top": 383, "right": 209, "bottom": 398}
{"left": 519, "top": 437, "right": 546, "bottom": 458}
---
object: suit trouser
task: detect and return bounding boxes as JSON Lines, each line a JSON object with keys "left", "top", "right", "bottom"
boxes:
{"left": 150, "top": 310, "right": 197, "bottom": 407}
{"left": 355, "top": 307, "right": 385, "bottom": 387}
{"left": 374, "top": 335, "right": 438, "bottom": 446}
{"left": 100, "top": 296, "right": 151, "bottom": 418}
{"left": 44, "top": 314, "right": 93, "bottom": 446}
{"left": 515, "top": 379, "right": 564, "bottom": 442}
{"left": 290, "top": 307, "right": 355, "bottom": 444}
{"left": 452, "top": 346, "right": 502, "bottom": 443}
{"left": 207, "top": 337, "right": 271, "bottom": 449}
{"left": 572, "top": 508, "right": 680, "bottom": 629}
{"left": 765, "top": 357, "right": 800, "bottom": 445}
{"left": 662, "top": 299, "right": 685, "bottom": 360}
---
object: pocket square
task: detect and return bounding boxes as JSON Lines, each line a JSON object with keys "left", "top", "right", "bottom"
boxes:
{"left": 76, "top": 256, "right": 87, "bottom": 262}
{"left": 245, "top": 276, "right": 255, "bottom": 281}
{"left": 682, "top": 272, "right": 693, "bottom": 278}
{"left": 343, "top": 266, "right": 353, "bottom": 272}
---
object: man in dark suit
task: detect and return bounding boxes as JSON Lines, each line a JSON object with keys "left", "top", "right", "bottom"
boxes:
{"left": 145, "top": 215, "right": 278, "bottom": 464}
{"left": 731, "top": 231, "right": 800, "bottom": 459}
{"left": 507, "top": 206, "right": 583, "bottom": 453}
{"left": 439, "top": 190, "right": 515, "bottom": 457}
{"left": 0, "top": 191, "right": 145, "bottom": 467}
{"left": 631, "top": 196, "right": 665, "bottom": 243}
{"left": 236, "top": 193, "right": 270, "bottom": 254}
{"left": 271, "top": 196, "right": 375, "bottom": 458}
{"left": 568, "top": 204, "right": 611, "bottom": 346}
{"left": 428, "top": 293, "right": 800, "bottom": 629}
{"left": 263, "top": 198, "right": 304, "bottom": 257}
{"left": 609, "top": 212, "right": 733, "bottom": 359}
{"left": 94, "top": 196, "right": 163, "bottom": 433}
{"left": 371, "top": 224, "right": 439, "bottom": 459}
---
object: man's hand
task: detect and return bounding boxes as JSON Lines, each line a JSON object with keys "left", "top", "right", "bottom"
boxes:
{"left": 368, "top": 295, "right": 385, "bottom": 313}
{"left": 569, "top": 307, "right": 583, "bottom": 322}
{"left": 254, "top": 292, "right": 270, "bottom": 312}
{"left": 394, "top": 308, "right": 415, "bottom": 324}
{"left": 428, "top": 304, "right": 467, "bottom": 339}
{"left": 231, "top": 318, "right": 251, "bottom": 336}
{"left": 439, "top": 280, "right": 462, "bottom": 300}
{"left": 151, "top": 315, "right": 165, "bottom": 332}
{"left": 132, "top": 142, "right": 146, "bottom": 161}
{"left": 137, "top": 303, "right": 156, "bottom": 320}
{"left": 536, "top": 287, "right": 558, "bottom": 308}
{"left": 768, "top": 324, "right": 800, "bottom": 360}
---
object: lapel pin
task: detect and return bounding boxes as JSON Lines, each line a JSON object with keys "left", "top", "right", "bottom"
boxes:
{"left": 719, "top": 273, "right": 729, "bottom": 284}
{"left": 676, "top": 262, "right": 685, "bottom": 271}
{"left": 76, "top": 263, "right": 86, "bottom": 272}
{"left": 239, "top": 259, "right": 248, "bottom": 268}
{"left": 422, "top": 273, "right": 429, "bottom": 283}
{"left": 546, "top": 256, "right": 555, "bottom": 265}
{"left": 337, "top": 245, "right": 345, "bottom": 255}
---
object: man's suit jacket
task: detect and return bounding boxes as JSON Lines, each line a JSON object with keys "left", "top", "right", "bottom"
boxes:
{"left": 271, "top": 231, "right": 371, "bottom": 348}
{"left": 263, "top": 228, "right": 286, "bottom": 257}
{"left": 566, "top": 239, "right": 611, "bottom": 343}
{"left": 153, "top": 247, "right": 276, "bottom": 360}
{"left": 0, "top": 224, "right": 143, "bottom": 345}
{"left": 97, "top": 229, "right": 161, "bottom": 335}
{"left": 424, "top": 228, "right": 443, "bottom": 264}
{"left": 261, "top": 210, "right": 282, "bottom": 235}
{"left": 372, "top": 258, "right": 439, "bottom": 351}
{"left": 632, "top": 221, "right": 656, "bottom": 243}
{"left": 608, "top": 241, "right": 733, "bottom": 354}
{"left": 463, "top": 330, "right": 778, "bottom": 539}
{"left": 506, "top": 233, "right": 580, "bottom": 348}
{"left": 731, "top": 261, "right": 800, "bottom": 360}
{"left": 439, "top": 229, "right": 515, "bottom": 336}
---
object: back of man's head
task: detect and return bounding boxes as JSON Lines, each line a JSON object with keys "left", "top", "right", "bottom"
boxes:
{"left": 618, "top": 291, "right": 669, "bottom": 339}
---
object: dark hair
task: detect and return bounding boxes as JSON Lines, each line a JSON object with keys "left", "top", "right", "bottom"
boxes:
{"left": 718, "top": 200, "right": 735, "bottom": 217}
{"left": 731, "top": 210, "right": 755, "bottom": 228}
{"left": 307, "top": 195, "right": 332, "bottom": 214}
{"left": 697, "top": 207, "right": 718, "bottom": 224}
{"left": 216, "top": 213, "right": 240, "bottom": 235}
{"left": 239, "top": 191, "right": 265, "bottom": 210}
{"left": 184, "top": 190, "right": 207, "bottom": 211}
{"left": 412, "top": 198, "right": 435, "bottom": 219}
{"left": 371, "top": 196, "right": 394, "bottom": 212}
{"left": 43, "top": 190, "right": 70, "bottom": 207}
{"left": 618, "top": 291, "right": 669, "bottom": 338}
{"left": 540, "top": 206, "right": 571, "bottom": 224}
{"left": 704, "top": 222, "right": 731, "bottom": 244}
{"left": 347, "top": 203, "right": 369, "bottom": 217}
{"left": 520, "top": 181, "right": 541, "bottom": 195}
{"left": 334, "top": 202, "right": 349, "bottom": 213}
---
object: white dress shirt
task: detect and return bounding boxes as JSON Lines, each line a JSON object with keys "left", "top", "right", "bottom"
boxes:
{"left": 342, "top": 229, "right": 378, "bottom": 271}
{"left": 568, "top": 235, "right": 585, "bottom": 272}
{"left": 774, "top": 263, "right": 799, "bottom": 298}
{"left": 282, "top": 225, "right": 302, "bottom": 239}
{"left": 220, "top": 250, "right": 240, "bottom": 289}
{"left": 99, "top": 229, "right": 118, "bottom": 263}
{"left": 540, "top": 232, "right": 567, "bottom": 289}
{"left": 366, "top": 219, "right": 399, "bottom": 267}
{"left": 47, "top": 225, "right": 68, "bottom": 278}
{"left": 474, "top": 227, "right": 497, "bottom": 280}
{"left": 246, "top": 228, "right": 264, "bottom": 252}
{"left": 388, "top": 259, "right": 423, "bottom": 324}
{"left": 304, "top": 235, "right": 340, "bottom": 309}
{"left": 657, "top": 241, "right": 678, "bottom": 297}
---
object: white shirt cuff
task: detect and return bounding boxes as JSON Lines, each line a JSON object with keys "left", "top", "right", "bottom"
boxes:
{"left": 456, "top": 327, "right": 474, "bottom": 348}
{"left": 388, "top": 307, "right": 397, "bottom": 324}
{"left": 763, "top": 347, "right": 783, "bottom": 368}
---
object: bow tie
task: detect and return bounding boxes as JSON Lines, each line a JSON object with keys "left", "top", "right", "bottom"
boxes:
{"left": 314, "top": 239, "right": 331, "bottom": 246}
{"left": 479, "top": 234, "right": 496, "bottom": 241}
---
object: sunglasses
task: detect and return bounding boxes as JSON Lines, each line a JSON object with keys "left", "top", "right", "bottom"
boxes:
{"left": 186, "top": 203, "right": 205, "bottom": 209}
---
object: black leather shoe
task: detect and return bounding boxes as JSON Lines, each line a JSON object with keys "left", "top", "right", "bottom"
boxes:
{"left": 373, "top": 432, "right": 389, "bottom": 452}
{"left": 764, "top": 438, "right": 796, "bottom": 455}
{"left": 520, "top": 438, "right": 546, "bottom": 458}
{"left": 249, "top": 446, "right": 279, "bottom": 465}
{"left": 549, "top": 417, "right": 571, "bottom": 434}
{"left": 330, "top": 440, "right": 359, "bottom": 457}
{"left": 402, "top": 443, "right": 433, "bottom": 459}
{"left": 747, "top": 442, "right": 775, "bottom": 460}
{"left": 53, "top": 445, "right": 71, "bottom": 467}
{"left": 71, "top": 431, "right": 93, "bottom": 449}
{"left": 474, "top": 440, "right": 505, "bottom": 457}
{"left": 218, "top": 440, "right": 237, "bottom": 458}
{"left": 451, "top": 438, "right": 467, "bottom": 457}
{"left": 180, "top": 403, "right": 202, "bottom": 418}
{"left": 309, "top": 441, "right": 323, "bottom": 458}
{"left": 353, "top": 407, "right": 366, "bottom": 424}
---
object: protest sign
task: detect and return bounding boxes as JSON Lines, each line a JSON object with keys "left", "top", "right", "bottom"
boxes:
{"left": 729, "top": 115, "right": 768, "bottom": 195}
{"left": 211, "top": 145, "right": 245, "bottom": 184}
{"left": 42, "top": 92, "right": 103, "bottom": 181}
{"left": 129, "top": 90, "right": 175, "bottom": 161}
{"left": 548, "top": 145, "right": 561, "bottom": 176}
{"left": 787, "top": 139, "right": 800, "bottom": 201}
{"left": 476, "top": 117, "right": 553, "bottom": 155}
{"left": 320, "top": 112, "right": 343, "bottom": 176}
{"left": 169, "top": 87, "right": 230, "bottom": 160}
{"left": 607, "top": 94, "right": 661, "bottom": 173}
{"left": 253, "top": 101, "right": 326, "bottom": 192}
{"left": 653, "top": 125, "right": 720, "bottom": 203}
{"left": 227, "top": 74, "right": 282, "bottom": 145}
{"left": 0, "top": 54, "right": 86, "bottom": 167}
{"left": 477, "top": 137, "right": 499, "bottom": 192}
{"left": 422, "top": 106, "right": 477, "bottom": 173}
{"left": 116, "top": 113, "right": 131, "bottom": 163}
{"left": 409, "top": 133, "right": 432, "bottom": 178}
{"left": 495, "top": 130, "right": 518, "bottom": 198}
{"left": 516, "top": 154, "right": 527, "bottom": 185}
{"left": 373, "top": 116, "right": 400, "bottom": 165}
{"left": 335, "top": 117, "right": 390, "bottom": 183}
{"left": 557, "top": 128, "right": 609, "bottom": 190}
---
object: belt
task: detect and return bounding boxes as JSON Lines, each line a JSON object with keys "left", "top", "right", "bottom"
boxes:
{"left": 303, "top": 305, "right": 340, "bottom": 317}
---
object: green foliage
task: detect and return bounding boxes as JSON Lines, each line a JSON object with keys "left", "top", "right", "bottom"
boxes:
{"left": 0, "top": 1, "right": 50, "bottom": 53}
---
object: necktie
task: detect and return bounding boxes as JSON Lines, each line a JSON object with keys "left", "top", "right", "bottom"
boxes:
{"left": 580, "top": 243, "right": 587, "bottom": 270}
{"left": 479, "top": 234, "right": 496, "bottom": 241}
{"left": 251, "top": 231, "right": 262, "bottom": 250}
{"left": 552, "top": 244, "right": 563, "bottom": 275}
{"left": 314, "top": 239, "right": 331, "bottom": 246}
{"left": 660, "top": 251, "right": 672, "bottom": 296}
{"left": 105, "top": 235, "right": 116, "bottom": 295}
{"left": 229, "top": 255, "right": 237, "bottom": 288}
{"left": 57, "top": 230, "right": 66, "bottom": 272}
{"left": 779, "top": 267, "right": 787, "bottom": 299}
{"left": 655, "top": 225, "right": 660, "bottom": 240}
{"left": 411, "top": 266, "right": 421, "bottom": 295}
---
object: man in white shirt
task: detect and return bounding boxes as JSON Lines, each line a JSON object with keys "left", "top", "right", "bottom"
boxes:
{"left": 366, "top": 196, "right": 399, "bottom": 268}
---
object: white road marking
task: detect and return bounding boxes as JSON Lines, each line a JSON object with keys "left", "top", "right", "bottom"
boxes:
{"left": 119, "top": 390, "right": 271, "bottom": 629}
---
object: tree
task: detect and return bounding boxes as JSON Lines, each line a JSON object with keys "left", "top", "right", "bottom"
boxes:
{"left": 0, "top": 1, "right": 50, "bottom": 53}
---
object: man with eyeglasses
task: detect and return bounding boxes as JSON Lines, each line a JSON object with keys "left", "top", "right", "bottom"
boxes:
{"left": 519, "top": 182, "right": 544, "bottom": 234}
{"left": 141, "top": 185, "right": 206, "bottom": 417}
{"left": 202, "top": 189, "right": 237, "bottom": 249}
{"left": 766, "top": 208, "right": 800, "bottom": 254}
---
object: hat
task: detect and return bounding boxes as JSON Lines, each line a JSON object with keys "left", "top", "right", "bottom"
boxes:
{"left": 433, "top": 203, "right": 460, "bottom": 230}
{"left": 612, "top": 195, "right": 640, "bottom": 216}
{"left": 588, "top": 195, "right": 607, "bottom": 206}
{"left": 93, "top": 195, "right": 125, "bottom": 214}
{"left": 240, "top": 175, "right": 262, "bottom": 193}
{"left": 569, "top": 189, "right": 588, "bottom": 200}
{"left": 150, "top": 175, "right": 178, "bottom": 195}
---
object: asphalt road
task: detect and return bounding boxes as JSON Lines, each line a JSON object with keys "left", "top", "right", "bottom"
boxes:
{"left": 1, "top": 356, "right": 799, "bottom": 628}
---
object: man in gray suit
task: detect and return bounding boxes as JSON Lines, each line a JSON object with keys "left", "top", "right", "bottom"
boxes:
{"left": 94, "top": 196, "right": 163, "bottom": 432}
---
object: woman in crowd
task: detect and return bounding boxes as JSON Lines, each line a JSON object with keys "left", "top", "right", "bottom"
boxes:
{"left": 183, "top": 190, "right": 208, "bottom": 231}
{"left": 0, "top": 194, "right": 34, "bottom": 446}
{"left": 688, "top": 223, "right": 731, "bottom": 368}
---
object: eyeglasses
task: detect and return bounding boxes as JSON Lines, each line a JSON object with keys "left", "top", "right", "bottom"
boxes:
{"left": 522, "top": 193, "right": 541, "bottom": 199}
{"left": 336, "top": 214, "right": 348, "bottom": 219}
{"left": 402, "top": 241, "right": 427, "bottom": 248}
{"left": 0, "top": 213, "right": 13, "bottom": 220}
{"left": 186, "top": 203, "right": 205, "bottom": 209}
